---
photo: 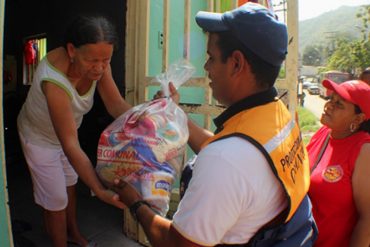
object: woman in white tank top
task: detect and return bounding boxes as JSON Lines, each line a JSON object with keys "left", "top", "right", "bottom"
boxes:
{"left": 17, "top": 15, "right": 131, "bottom": 247}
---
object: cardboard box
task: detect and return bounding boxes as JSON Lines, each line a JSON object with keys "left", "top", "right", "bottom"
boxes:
{"left": 123, "top": 207, "right": 151, "bottom": 246}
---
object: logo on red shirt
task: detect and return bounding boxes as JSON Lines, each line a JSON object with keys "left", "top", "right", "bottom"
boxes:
{"left": 322, "top": 165, "right": 343, "bottom": 183}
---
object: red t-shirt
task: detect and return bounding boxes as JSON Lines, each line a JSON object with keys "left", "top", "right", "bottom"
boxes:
{"left": 307, "top": 126, "right": 370, "bottom": 247}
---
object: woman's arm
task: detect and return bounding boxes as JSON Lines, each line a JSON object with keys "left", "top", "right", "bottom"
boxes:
{"left": 351, "top": 143, "right": 370, "bottom": 247}
{"left": 43, "top": 81, "right": 124, "bottom": 209}
{"left": 97, "top": 64, "right": 131, "bottom": 118}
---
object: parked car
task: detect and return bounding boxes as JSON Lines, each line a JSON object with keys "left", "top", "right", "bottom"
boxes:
{"left": 307, "top": 84, "right": 320, "bottom": 95}
{"left": 318, "top": 71, "right": 351, "bottom": 99}
{"left": 302, "top": 81, "right": 314, "bottom": 89}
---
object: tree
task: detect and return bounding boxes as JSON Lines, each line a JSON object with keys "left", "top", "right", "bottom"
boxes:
{"left": 302, "top": 45, "right": 323, "bottom": 66}
{"left": 326, "top": 5, "right": 370, "bottom": 73}
{"left": 356, "top": 5, "right": 370, "bottom": 41}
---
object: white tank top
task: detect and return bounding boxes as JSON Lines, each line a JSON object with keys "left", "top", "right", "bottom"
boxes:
{"left": 17, "top": 57, "right": 97, "bottom": 148}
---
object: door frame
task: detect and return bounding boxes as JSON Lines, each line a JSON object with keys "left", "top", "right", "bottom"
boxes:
{"left": 0, "top": 0, "right": 15, "bottom": 245}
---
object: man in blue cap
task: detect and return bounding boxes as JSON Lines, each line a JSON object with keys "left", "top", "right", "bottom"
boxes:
{"left": 114, "top": 3, "right": 317, "bottom": 246}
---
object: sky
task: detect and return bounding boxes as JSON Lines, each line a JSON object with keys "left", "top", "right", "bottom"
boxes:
{"left": 298, "top": 0, "right": 370, "bottom": 21}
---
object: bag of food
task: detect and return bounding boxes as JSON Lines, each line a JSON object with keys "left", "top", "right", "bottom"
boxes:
{"left": 96, "top": 59, "right": 194, "bottom": 216}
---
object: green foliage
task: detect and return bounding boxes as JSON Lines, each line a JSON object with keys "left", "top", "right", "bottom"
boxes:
{"left": 299, "top": 6, "right": 365, "bottom": 54}
{"left": 297, "top": 107, "right": 321, "bottom": 145}
{"left": 326, "top": 5, "right": 370, "bottom": 73}
{"left": 327, "top": 39, "right": 370, "bottom": 72}
{"left": 278, "top": 66, "right": 286, "bottom": 78}
{"left": 302, "top": 45, "right": 323, "bottom": 66}
{"left": 356, "top": 5, "right": 370, "bottom": 40}
{"left": 297, "top": 107, "right": 320, "bottom": 132}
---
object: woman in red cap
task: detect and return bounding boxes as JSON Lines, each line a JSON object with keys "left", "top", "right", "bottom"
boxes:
{"left": 307, "top": 80, "right": 370, "bottom": 247}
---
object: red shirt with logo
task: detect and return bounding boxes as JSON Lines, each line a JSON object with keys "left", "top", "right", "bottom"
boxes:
{"left": 307, "top": 126, "right": 370, "bottom": 247}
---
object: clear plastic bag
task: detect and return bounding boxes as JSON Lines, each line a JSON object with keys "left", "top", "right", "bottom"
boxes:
{"left": 96, "top": 59, "right": 194, "bottom": 216}
{"left": 154, "top": 59, "right": 196, "bottom": 97}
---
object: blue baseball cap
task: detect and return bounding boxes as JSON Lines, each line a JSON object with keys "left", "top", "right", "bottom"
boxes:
{"left": 195, "top": 3, "right": 288, "bottom": 67}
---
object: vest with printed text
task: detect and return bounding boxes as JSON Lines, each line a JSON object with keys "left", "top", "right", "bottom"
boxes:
{"left": 202, "top": 99, "right": 310, "bottom": 222}
{"left": 181, "top": 88, "right": 317, "bottom": 246}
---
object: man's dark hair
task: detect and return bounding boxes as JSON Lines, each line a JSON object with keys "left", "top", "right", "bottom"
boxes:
{"left": 64, "top": 15, "right": 118, "bottom": 49}
{"left": 215, "top": 31, "right": 281, "bottom": 88}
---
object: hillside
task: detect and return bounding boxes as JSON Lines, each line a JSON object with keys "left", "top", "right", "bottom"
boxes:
{"left": 299, "top": 5, "right": 367, "bottom": 54}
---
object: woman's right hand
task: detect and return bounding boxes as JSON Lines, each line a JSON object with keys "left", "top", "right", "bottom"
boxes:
{"left": 95, "top": 188, "right": 126, "bottom": 209}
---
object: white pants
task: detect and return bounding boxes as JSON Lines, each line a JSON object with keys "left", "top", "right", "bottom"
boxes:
{"left": 19, "top": 132, "right": 78, "bottom": 211}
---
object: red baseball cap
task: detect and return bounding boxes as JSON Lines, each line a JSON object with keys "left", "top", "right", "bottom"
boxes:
{"left": 323, "top": 79, "right": 370, "bottom": 119}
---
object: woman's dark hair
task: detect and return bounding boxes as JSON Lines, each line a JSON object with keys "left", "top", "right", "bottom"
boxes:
{"left": 355, "top": 105, "right": 370, "bottom": 133}
{"left": 215, "top": 31, "right": 281, "bottom": 88}
{"left": 64, "top": 15, "right": 118, "bottom": 49}
{"left": 360, "top": 67, "right": 370, "bottom": 76}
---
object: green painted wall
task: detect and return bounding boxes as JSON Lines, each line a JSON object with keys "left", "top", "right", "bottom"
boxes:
{"left": 0, "top": 142, "right": 12, "bottom": 247}
{"left": 148, "top": 0, "right": 164, "bottom": 76}
{"left": 147, "top": 0, "right": 209, "bottom": 118}
{"left": 0, "top": 0, "right": 13, "bottom": 245}
{"left": 216, "top": 0, "right": 233, "bottom": 12}
{"left": 146, "top": 1, "right": 222, "bottom": 189}
{"left": 148, "top": 0, "right": 207, "bottom": 77}
{"left": 168, "top": 0, "right": 185, "bottom": 65}
{"left": 147, "top": 85, "right": 205, "bottom": 105}
{"left": 189, "top": 1, "right": 207, "bottom": 77}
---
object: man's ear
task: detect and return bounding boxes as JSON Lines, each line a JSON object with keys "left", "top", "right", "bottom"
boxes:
{"left": 231, "top": 50, "right": 247, "bottom": 75}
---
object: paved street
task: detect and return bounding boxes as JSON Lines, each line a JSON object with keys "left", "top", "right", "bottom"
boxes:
{"left": 303, "top": 89, "right": 327, "bottom": 119}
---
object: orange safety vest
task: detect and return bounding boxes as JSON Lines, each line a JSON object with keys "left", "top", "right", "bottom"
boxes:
{"left": 201, "top": 99, "right": 310, "bottom": 222}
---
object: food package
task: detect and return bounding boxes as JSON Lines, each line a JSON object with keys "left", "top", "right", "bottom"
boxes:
{"left": 96, "top": 59, "right": 194, "bottom": 216}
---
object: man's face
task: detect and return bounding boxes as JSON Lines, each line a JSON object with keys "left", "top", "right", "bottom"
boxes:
{"left": 204, "top": 33, "right": 233, "bottom": 106}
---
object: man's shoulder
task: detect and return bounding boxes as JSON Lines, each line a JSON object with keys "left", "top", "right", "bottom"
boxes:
{"left": 205, "top": 136, "right": 261, "bottom": 155}
{"left": 198, "top": 136, "right": 270, "bottom": 173}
